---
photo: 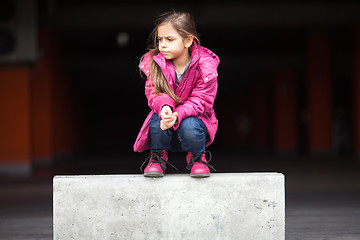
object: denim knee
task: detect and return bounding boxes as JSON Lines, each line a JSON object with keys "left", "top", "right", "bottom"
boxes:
{"left": 178, "top": 117, "right": 207, "bottom": 154}
{"left": 149, "top": 113, "right": 174, "bottom": 151}
{"left": 179, "top": 117, "right": 206, "bottom": 140}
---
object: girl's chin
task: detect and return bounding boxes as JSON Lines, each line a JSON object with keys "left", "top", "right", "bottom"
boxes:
{"left": 161, "top": 52, "right": 172, "bottom": 59}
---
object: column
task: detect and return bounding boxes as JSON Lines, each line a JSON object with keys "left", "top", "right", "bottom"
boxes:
{"left": 252, "top": 82, "right": 271, "bottom": 152}
{"left": 307, "top": 31, "right": 332, "bottom": 153}
{"left": 0, "top": 67, "right": 32, "bottom": 175}
{"left": 273, "top": 68, "right": 298, "bottom": 153}
{"left": 353, "top": 27, "right": 360, "bottom": 155}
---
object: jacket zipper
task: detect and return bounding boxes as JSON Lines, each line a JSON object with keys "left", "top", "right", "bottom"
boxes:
{"left": 175, "top": 69, "right": 189, "bottom": 98}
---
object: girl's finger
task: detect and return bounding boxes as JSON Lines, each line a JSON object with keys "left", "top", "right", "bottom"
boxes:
{"left": 160, "top": 120, "right": 169, "bottom": 130}
{"left": 163, "top": 116, "right": 176, "bottom": 123}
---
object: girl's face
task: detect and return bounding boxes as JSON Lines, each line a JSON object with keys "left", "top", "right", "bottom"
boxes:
{"left": 157, "top": 22, "right": 192, "bottom": 61}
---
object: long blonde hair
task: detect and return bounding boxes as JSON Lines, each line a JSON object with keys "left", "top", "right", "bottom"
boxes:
{"left": 140, "top": 11, "right": 200, "bottom": 104}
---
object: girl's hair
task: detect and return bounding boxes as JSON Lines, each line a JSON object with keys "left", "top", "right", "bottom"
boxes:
{"left": 141, "top": 10, "right": 200, "bottom": 104}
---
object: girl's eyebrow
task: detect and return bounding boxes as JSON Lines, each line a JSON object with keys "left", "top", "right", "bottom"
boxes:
{"left": 158, "top": 35, "right": 176, "bottom": 38}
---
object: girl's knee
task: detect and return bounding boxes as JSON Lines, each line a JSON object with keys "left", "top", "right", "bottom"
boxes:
{"left": 149, "top": 114, "right": 162, "bottom": 132}
{"left": 179, "top": 117, "right": 206, "bottom": 139}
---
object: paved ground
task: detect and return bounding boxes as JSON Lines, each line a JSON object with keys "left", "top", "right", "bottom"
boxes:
{"left": 0, "top": 180, "right": 52, "bottom": 240}
{"left": 1, "top": 154, "right": 360, "bottom": 239}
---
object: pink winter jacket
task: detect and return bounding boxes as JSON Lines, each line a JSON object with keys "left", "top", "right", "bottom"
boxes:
{"left": 133, "top": 41, "right": 220, "bottom": 152}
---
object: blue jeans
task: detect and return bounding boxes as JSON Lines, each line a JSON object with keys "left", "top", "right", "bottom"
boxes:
{"left": 149, "top": 113, "right": 207, "bottom": 155}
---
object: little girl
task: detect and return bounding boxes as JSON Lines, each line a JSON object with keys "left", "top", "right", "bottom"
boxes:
{"left": 134, "top": 10, "right": 219, "bottom": 178}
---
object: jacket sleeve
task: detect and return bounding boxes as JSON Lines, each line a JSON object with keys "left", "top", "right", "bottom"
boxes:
{"left": 173, "top": 76, "right": 218, "bottom": 130}
{"left": 139, "top": 52, "right": 176, "bottom": 115}
{"left": 144, "top": 78, "right": 176, "bottom": 115}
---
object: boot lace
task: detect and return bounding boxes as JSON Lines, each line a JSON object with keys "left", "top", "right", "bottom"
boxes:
{"left": 140, "top": 151, "right": 178, "bottom": 172}
{"left": 186, "top": 150, "right": 216, "bottom": 171}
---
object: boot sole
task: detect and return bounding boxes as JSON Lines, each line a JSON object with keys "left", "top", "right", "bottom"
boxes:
{"left": 190, "top": 173, "right": 210, "bottom": 178}
{"left": 144, "top": 172, "right": 164, "bottom": 177}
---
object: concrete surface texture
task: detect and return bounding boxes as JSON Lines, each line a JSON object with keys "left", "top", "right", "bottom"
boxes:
{"left": 53, "top": 173, "right": 285, "bottom": 240}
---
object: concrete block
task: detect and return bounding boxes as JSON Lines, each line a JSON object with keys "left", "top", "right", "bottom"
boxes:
{"left": 53, "top": 173, "right": 285, "bottom": 240}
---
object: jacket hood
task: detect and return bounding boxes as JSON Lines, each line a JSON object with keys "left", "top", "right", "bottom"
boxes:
{"left": 192, "top": 42, "right": 220, "bottom": 83}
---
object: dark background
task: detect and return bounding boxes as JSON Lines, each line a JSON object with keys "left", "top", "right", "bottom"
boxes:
{"left": 2, "top": 3, "right": 360, "bottom": 239}
{"left": 1, "top": 0, "right": 360, "bottom": 181}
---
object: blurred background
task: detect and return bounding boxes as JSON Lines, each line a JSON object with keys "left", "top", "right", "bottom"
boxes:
{"left": 1, "top": 0, "right": 360, "bottom": 190}
{"left": 2, "top": 1, "right": 360, "bottom": 239}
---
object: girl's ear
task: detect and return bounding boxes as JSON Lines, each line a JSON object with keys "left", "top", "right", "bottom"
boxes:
{"left": 184, "top": 35, "right": 194, "bottom": 48}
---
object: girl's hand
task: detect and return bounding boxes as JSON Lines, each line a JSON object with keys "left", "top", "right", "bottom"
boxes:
{"left": 160, "top": 105, "right": 173, "bottom": 120}
{"left": 160, "top": 112, "right": 178, "bottom": 130}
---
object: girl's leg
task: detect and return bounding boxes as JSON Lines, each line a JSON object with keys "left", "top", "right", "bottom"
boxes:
{"left": 143, "top": 113, "right": 174, "bottom": 177}
{"left": 177, "top": 117, "right": 214, "bottom": 178}
{"left": 177, "top": 117, "right": 207, "bottom": 155}
{"left": 149, "top": 113, "right": 174, "bottom": 151}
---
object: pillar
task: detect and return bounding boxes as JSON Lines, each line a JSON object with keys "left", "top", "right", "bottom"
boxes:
{"left": 32, "top": 30, "right": 56, "bottom": 164}
{"left": 0, "top": 67, "right": 32, "bottom": 175}
{"left": 252, "top": 82, "right": 271, "bottom": 152}
{"left": 353, "top": 27, "right": 360, "bottom": 155}
{"left": 307, "top": 31, "right": 332, "bottom": 153}
{"left": 273, "top": 68, "right": 298, "bottom": 153}
{"left": 32, "top": 29, "right": 84, "bottom": 177}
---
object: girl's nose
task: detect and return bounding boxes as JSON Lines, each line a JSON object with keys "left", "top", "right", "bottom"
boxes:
{"left": 160, "top": 41, "right": 166, "bottom": 48}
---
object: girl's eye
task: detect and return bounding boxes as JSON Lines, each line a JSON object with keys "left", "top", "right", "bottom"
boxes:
{"left": 168, "top": 38, "right": 173, "bottom": 41}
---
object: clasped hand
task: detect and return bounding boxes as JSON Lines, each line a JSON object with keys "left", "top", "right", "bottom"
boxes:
{"left": 160, "top": 106, "right": 178, "bottom": 130}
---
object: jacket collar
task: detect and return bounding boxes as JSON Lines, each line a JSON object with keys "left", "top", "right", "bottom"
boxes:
{"left": 152, "top": 41, "right": 219, "bottom": 83}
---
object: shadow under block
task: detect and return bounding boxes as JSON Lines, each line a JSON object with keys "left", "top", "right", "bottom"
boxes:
{"left": 53, "top": 173, "right": 285, "bottom": 240}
